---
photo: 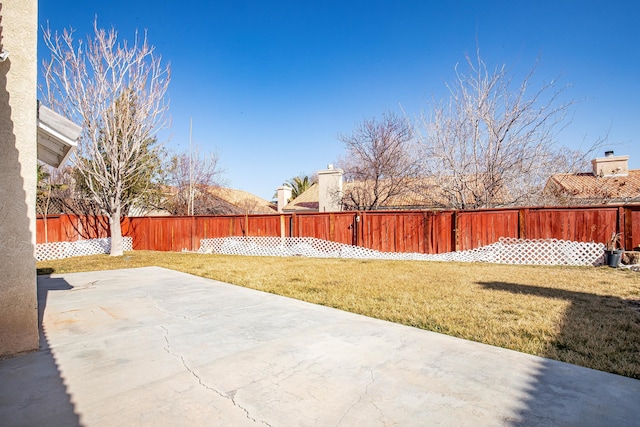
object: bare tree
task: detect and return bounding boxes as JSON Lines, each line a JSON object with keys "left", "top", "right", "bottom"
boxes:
{"left": 41, "top": 20, "right": 170, "bottom": 255}
{"left": 36, "top": 164, "right": 66, "bottom": 244}
{"left": 339, "top": 111, "right": 420, "bottom": 210}
{"left": 418, "top": 49, "right": 599, "bottom": 209}
{"left": 163, "top": 146, "right": 226, "bottom": 215}
{"left": 36, "top": 164, "right": 107, "bottom": 241}
{"left": 36, "top": 163, "right": 75, "bottom": 216}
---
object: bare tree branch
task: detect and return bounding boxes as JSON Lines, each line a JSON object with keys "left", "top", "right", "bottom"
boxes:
{"left": 418, "top": 51, "right": 603, "bottom": 209}
{"left": 163, "top": 146, "right": 226, "bottom": 215}
{"left": 41, "top": 19, "right": 170, "bottom": 255}
{"left": 339, "top": 111, "right": 420, "bottom": 210}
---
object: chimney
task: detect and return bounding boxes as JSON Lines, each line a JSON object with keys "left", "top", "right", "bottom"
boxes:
{"left": 591, "top": 151, "right": 629, "bottom": 177}
{"left": 276, "top": 185, "right": 292, "bottom": 213}
{"left": 318, "top": 164, "right": 343, "bottom": 212}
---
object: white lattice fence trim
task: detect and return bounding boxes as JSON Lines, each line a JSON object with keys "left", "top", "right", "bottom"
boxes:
{"left": 198, "top": 236, "right": 605, "bottom": 266}
{"left": 36, "top": 237, "right": 133, "bottom": 261}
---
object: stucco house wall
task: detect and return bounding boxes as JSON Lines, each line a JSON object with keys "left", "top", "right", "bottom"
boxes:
{"left": 0, "top": 0, "right": 39, "bottom": 357}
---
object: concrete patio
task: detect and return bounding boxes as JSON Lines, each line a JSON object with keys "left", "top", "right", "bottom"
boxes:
{"left": 1, "top": 266, "right": 639, "bottom": 426}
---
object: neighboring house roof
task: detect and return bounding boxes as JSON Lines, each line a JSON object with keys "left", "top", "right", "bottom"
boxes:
{"left": 127, "top": 206, "right": 173, "bottom": 217}
{"left": 283, "top": 176, "right": 511, "bottom": 212}
{"left": 283, "top": 183, "right": 320, "bottom": 211}
{"left": 283, "top": 180, "right": 444, "bottom": 212}
{"left": 545, "top": 169, "right": 640, "bottom": 204}
{"left": 159, "top": 185, "right": 276, "bottom": 215}
{"left": 341, "top": 179, "right": 440, "bottom": 210}
{"left": 208, "top": 187, "right": 276, "bottom": 214}
{"left": 39, "top": 186, "right": 276, "bottom": 217}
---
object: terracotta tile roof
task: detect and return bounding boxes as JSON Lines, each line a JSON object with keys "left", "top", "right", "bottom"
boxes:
{"left": 545, "top": 170, "right": 640, "bottom": 203}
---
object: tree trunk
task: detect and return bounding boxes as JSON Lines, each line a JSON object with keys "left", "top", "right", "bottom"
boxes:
{"left": 109, "top": 205, "right": 123, "bottom": 257}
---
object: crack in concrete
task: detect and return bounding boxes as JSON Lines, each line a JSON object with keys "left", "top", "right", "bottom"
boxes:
{"left": 153, "top": 301, "right": 191, "bottom": 320}
{"left": 366, "top": 370, "right": 387, "bottom": 425}
{"left": 364, "top": 369, "right": 387, "bottom": 424}
{"left": 159, "top": 326, "right": 273, "bottom": 427}
{"left": 273, "top": 357, "right": 320, "bottom": 383}
{"left": 337, "top": 368, "right": 378, "bottom": 426}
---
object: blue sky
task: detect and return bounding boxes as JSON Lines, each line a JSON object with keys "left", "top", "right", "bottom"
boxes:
{"left": 39, "top": 1, "right": 640, "bottom": 200}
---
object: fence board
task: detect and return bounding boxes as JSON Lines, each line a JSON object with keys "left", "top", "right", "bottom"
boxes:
{"left": 627, "top": 207, "right": 640, "bottom": 250}
{"left": 359, "top": 212, "right": 430, "bottom": 253}
{"left": 295, "top": 213, "right": 331, "bottom": 241}
{"left": 524, "top": 207, "right": 618, "bottom": 243}
{"left": 331, "top": 213, "right": 356, "bottom": 245}
{"left": 456, "top": 210, "right": 519, "bottom": 250}
{"left": 424, "top": 211, "right": 454, "bottom": 254}
{"left": 126, "top": 215, "right": 287, "bottom": 251}
{"left": 36, "top": 214, "right": 110, "bottom": 244}
{"left": 362, "top": 213, "right": 388, "bottom": 252}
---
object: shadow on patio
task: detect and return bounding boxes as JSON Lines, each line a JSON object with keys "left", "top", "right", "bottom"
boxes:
{"left": 477, "top": 280, "right": 640, "bottom": 426}
{"left": 0, "top": 275, "right": 81, "bottom": 426}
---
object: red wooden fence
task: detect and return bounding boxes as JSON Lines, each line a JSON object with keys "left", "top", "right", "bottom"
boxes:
{"left": 520, "top": 207, "right": 619, "bottom": 243}
{"left": 36, "top": 205, "right": 640, "bottom": 254}
{"left": 455, "top": 209, "right": 520, "bottom": 250}
{"left": 124, "top": 215, "right": 287, "bottom": 251}
{"left": 629, "top": 209, "right": 640, "bottom": 251}
{"left": 36, "top": 215, "right": 111, "bottom": 243}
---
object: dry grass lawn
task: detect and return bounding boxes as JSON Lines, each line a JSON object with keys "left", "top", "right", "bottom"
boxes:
{"left": 37, "top": 251, "right": 640, "bottom": 379}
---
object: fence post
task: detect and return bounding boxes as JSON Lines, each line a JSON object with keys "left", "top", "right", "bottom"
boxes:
{"left": 623, "top": 206, "right": 633, "bottom": 250}
{"left": 189, "top": 215, "right": 193, "bottom": 251}
{"left": 452, "top": 210, "right": 460, "bottom": 252}
{"left": 329, "top": 213, "right": 335, "bottom": 242}
{"left": 350, "top": 213, "right": 356, "bottom": 246}
{"left": 75, "top": 215, "right": 81, "bottom": 241}
{"left": 359, "top": 211, "right": 366, "bottom": 248}
{"left": 280, "top": 214, "right": 286, "bottom": 238}
{"left": 422, "top": 211, "right": 429, "bottom": 254}
{"left": 617, "top": 206, "right": 625, "bottom": 248}
{"left": 518, "top": 208, "right": 528, "bottom": 240}
{"left": 291, "top": 213, "right": 297, "bottom": 238}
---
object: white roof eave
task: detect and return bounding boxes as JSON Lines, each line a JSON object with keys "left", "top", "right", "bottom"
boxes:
{"left": 36, "top": 103, "right": 81, "bottom": 168}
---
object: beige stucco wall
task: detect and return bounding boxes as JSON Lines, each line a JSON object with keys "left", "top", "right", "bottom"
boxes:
{"left": 591, "top": 154, "right": 629, "bottom": 177}
{"left": 277, "top": 185, "right": 292, "bottom": 213}
{"left": 318, "top": 166, "right": 343, "bottom": 212}
{"left": 0, "top": 0, "right": 39, "bottom": 357}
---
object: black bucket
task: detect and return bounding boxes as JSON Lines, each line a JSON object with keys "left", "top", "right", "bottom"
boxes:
{"left": 605, "top": 250, "right": 623, "bottom": 268}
